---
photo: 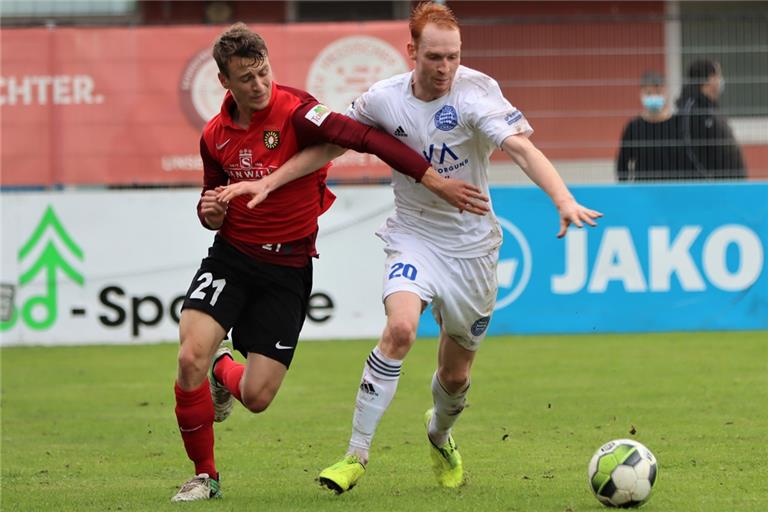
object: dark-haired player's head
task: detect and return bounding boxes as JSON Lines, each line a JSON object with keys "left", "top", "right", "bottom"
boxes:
{"left": 213, "top": 23, "right": 273, "bottom": 113}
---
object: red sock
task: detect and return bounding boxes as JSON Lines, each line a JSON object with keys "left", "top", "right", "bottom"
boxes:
{"left": 174, "top": 380, "right": 218, "bottom": 480}
{"left": 213, "top": 355, "right": 245, "bottom": 403}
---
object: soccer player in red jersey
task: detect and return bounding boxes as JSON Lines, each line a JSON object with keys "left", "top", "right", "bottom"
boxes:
{"left": 171, "top": 23, "right": 489, "bottom": 502}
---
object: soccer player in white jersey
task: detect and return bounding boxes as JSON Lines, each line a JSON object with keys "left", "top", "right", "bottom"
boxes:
{"left": 218, "top": 1, "right": 602, "bottom": 493}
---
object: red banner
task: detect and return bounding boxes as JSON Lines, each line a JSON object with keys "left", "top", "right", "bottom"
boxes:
{"left": 0, "top": 23, "right": 410, "bottom": 186}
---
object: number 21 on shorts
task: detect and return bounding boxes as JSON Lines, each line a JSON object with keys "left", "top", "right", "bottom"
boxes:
{"left": 190, "top": 272, "right": 227, "bottom": 306}
{"left": 388, "top": 262, "right": 417, "bottom": 281}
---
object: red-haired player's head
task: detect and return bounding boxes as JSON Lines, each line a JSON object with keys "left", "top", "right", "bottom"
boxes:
{"left": 407, "top": 2, "right": 461, "bottom": 101}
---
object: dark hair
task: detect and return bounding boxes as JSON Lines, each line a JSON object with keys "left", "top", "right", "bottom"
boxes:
{"left": 212, "top": 22, "right": 268, "bottom": 77}
{"left": 686, "top": 59, "right": 720, "bottom": 85}
{"left": 676, "top": 58, "right": 720, "bottom": 107}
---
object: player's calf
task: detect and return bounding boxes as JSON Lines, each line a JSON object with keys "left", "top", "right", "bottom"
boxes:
{"left": 209, "top": 343, "right": 234, "bottom": 422}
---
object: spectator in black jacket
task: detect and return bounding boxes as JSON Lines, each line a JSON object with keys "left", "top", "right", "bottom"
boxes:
{"left": 675, "top": 59, "right": 746, "bottom": 179}
{"left": 617, "top": 71, "right": 693, "bottom": 181}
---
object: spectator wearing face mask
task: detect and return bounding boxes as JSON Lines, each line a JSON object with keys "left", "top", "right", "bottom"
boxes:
{"left": 616, "top": 71, "right": 693, "bottom": 181}
{"left": 676, "top": 59, "right": 746, "bottom": 179}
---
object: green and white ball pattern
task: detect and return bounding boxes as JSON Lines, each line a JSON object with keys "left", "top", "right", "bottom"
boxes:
{"left": 588, "top": 439, "right": 658, "bottom": 508}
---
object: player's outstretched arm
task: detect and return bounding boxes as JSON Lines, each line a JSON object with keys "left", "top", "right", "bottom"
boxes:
{"left": 217, "top": 143, "right": 346, "bottom": 208}
{"left": 501, "top": 134, "right": 603, "bottom": 238}
{"left": 293, "top": 101, "right": 489, "bottom": 215}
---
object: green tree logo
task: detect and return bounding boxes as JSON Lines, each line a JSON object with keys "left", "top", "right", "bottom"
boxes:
{"left": 0, "top": 206, "right": 84, "bottom": 331}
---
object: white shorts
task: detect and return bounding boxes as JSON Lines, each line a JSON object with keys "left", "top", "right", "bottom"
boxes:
{"left": 380, "top": 232, "right": 498, "bottom": 351}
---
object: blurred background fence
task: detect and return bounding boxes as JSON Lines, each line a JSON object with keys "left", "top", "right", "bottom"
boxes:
{"left": 1, "top": 0, "right": 766, "bottom": 187}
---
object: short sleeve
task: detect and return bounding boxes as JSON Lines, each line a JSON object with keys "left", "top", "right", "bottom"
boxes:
{"left": 345, "top": 89, "right": 381, "bottom": 128}
{"left": 466, "top": 78, "right": 533, "bottom": 147}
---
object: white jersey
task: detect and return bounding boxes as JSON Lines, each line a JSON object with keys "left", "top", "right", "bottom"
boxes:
{"left": 347, "top": 65, "right": 533, "bottom": 257}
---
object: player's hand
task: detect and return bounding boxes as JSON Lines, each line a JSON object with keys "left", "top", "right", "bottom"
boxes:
{"left": 200, "top": 187, "right": 227, "bottom": 229}
{"left": 217, "top": 180, "right": 272, "bottom": 209}
{"left": 421, "top": 169, "right": 490, "bottom": 215}
{"left": 555, "top": 197, "right": 603, "bottom": 238}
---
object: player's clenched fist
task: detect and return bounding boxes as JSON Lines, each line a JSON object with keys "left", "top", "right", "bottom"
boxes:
{"left": 200, "top": 186, "right": 227, "bottom": 229}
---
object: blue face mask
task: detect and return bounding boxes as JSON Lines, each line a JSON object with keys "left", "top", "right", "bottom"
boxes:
{"left": 641, "top": 94, "right": 666, "bottom": 113}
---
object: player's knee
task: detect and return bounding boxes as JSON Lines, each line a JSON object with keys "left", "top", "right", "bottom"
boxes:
{"left": 241, "top": 389, "right": 275, "bottom": 414}
{"left": 177, "top": 344, "right": 208, "bottom": 381}
{"left": 385, "top": 318, "right": 417, "bottom": 348}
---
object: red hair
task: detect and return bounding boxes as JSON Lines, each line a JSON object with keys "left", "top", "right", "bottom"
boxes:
{"left": 409, "top": 2, "right": 459, "bottom": 45}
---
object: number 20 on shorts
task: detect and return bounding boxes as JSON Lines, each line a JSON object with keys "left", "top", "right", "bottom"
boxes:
{"left": 388, "top": 262, "right": 417, "bottom": 281}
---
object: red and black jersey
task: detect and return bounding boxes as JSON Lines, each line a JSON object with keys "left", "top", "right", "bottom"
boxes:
{"left": 198, "top": 82, "right": 430, "bottom": 267}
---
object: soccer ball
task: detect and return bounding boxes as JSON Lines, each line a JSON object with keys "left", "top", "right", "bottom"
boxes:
{"left": 587, "top": 438, "right": 658, "bottom": 508}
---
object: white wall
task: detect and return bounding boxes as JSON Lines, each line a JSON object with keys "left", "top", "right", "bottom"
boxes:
{"left": 0, "top": 187, "right": 394, "bottom": 346}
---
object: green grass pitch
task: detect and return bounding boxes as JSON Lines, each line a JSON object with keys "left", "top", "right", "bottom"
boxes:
{"left": 2, "top": 331, "right": 766, "bottom": 511}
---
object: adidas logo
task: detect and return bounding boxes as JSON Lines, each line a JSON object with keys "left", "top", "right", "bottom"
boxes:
{"left": 393, "top": 126, "right": 408, "bottom": 137}
{"left": 359, "top": 379, "right": 378, "bottom": 396}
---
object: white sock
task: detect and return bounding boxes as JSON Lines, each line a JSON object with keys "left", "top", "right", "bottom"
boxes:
{"left": 347, "top": 346, "right": 402, "bottom": 464}
{"left": 429, "top": 371, "right": 469, "bottom": 447}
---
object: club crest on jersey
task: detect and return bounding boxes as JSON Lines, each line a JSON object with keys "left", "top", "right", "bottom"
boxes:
{"left": 434, "top": 105, "right": 458, "bottom": 131}
{"left": 471, "top": 316, "right": 490, "bottom": 336}
{"left": 239, "top": 149, "right": 253, "bottom": 170}
{"left": 305, "top": 104, "right": 331, "bottom": 126}
{"left": 264, "top": 130, "right": 280, "bottom": 149}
